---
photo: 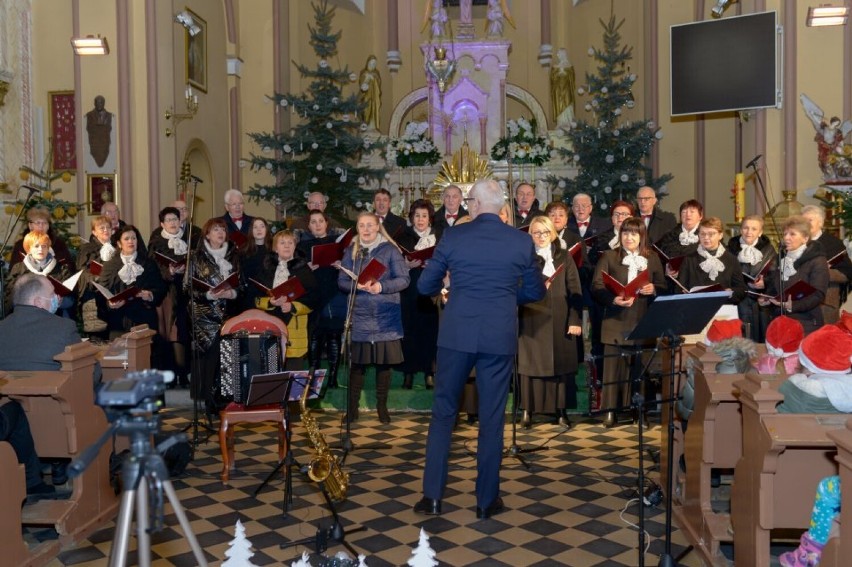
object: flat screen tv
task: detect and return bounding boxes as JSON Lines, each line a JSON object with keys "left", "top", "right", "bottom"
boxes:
{"left": 670, "top": 11, "right": 779, "bottom": 116}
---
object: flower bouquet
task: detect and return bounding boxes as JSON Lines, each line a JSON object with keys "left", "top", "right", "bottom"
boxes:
{"left": 385, "top": 122, "right": 442, "bottom": 168}
{"left": 490, "top": 117, "right": 551, "bottom": 166}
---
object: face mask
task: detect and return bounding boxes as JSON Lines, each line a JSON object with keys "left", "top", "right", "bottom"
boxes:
{"left": 47, "top": 295, "right": 59, "bottom": 314}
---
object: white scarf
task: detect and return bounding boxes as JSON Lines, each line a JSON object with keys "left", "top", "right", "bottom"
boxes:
{"left": 273, "top": 258, "right": 291, "bottom": 288}
{"left": 608, "top": 229, "right": 620, "bottom": 250}
{"left": 23, "top": 253, "right": 57, "bottom": 276}
{"left": 737, "top": 236, "right": 763, "bottom": 266}
{"left": 118, "top": 252, "right": 145, "bottom": 284}
{"left": 781, "top": 244, "right": 806, "bottom": 281}
{"left": 621, "top": 250, "right": 648, "bottom": 283}
{"left": 697, "top": 244, "right": 726, "bottom": 281}
{"left": 162, "top": 228, "right": 187, "bottom": 256}
{"left": 413, "top": 228, "right": 436, "bottom": 250}
{"left": 99, "top": 241, "right": 116, "bottom": 262}
{"left": 536, "top": 245, "right": 556, "bottom": 278}
{"left": 679, "top": 225, "right": 699, "bottom": 246}
{"left": 204, "top": 241, "right": 233, "bottom": 278}
{"left": 358, "top": 233, "right": 386, "bottom": 256}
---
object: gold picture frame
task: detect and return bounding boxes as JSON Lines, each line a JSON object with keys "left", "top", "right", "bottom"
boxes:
{"left": 87, "top": 174, "right": 115, "bottom": 214}
{"left": 184, "top": 8, "right": 207, "bottom": 93}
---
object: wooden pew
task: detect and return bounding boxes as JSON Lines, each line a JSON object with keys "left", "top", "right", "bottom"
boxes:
{"left": 821, "top": 418, "right": 852, "bottom": 566}
{"left": 731, "top": 372, "right": 843, "bottom": 567}
{"left": 0, "top": 341, "right": 119, "bottom": 561}
{"left": 98, "top": 324, "right": 156, "bottom": 381}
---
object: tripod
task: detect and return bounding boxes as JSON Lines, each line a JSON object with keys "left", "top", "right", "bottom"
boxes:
{"left": 253, "top": 372, "right": 311, "bottom": 514}
{"left": 281, "top": 486, "right": 365, "bottom": 557}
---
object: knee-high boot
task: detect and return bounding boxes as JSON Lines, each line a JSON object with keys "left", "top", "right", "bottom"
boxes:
{"left": 326, "top": 333, "right": 340, "bottom": 388}
{"left": 308, "top": 330, "right": 323, "bottom": 370}
{"left": 346, "top": 366, "right": 364, "bottom": 422}
{"left": 376, "top": 368, "right": 392, "bottom": 424}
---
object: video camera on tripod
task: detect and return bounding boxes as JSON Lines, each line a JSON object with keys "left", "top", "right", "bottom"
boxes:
{"left": 97, "top": 369, "right": 174, "bottom": 411}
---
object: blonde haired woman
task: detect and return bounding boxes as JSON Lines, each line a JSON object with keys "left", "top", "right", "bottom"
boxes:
{"left": 337, "top": 211, "right": 410, "bottom": 423}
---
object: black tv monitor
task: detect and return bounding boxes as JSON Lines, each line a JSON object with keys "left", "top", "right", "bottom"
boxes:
{"left": 670, "top": 11, "right": 779, "bottom": 116}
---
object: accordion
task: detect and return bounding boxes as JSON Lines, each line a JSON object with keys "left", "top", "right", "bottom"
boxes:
{"left": 219, "top": 332, "right": 282, "bottom": 404}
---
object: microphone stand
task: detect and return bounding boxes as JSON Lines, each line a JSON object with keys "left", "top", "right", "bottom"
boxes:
{"left": 339, "top": 246, "right": 366, "bottom": 462}
{"left": 0, "top": 185, "right": 41, "bottom": 320}
{"left": 746, "top": 157, "right": 786, "bottom": 313}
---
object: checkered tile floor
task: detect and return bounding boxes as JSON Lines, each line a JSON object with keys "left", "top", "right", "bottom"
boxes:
{"left": 38, "top": 408, "right": 709, "bottom": 566}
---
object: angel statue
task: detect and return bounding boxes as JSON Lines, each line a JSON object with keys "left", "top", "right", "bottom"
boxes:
{"left": 801, "top": 93, "right": 852, "bottom": 179}
{"left": 486, "top": 0, "right": 516, "bottom": 38}
{"left": 421, "top": 0, "right": 448, "bottom": 40}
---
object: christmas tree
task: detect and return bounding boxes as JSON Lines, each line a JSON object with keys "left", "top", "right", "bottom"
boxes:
{"left": 244, "top": 0, "right": 387, "bottom": 227}
{"left": 407, "top": 528, "right": 438, "bottom": 567}
{"left": 548, "top": 12, "right": 672, "bottom": 216}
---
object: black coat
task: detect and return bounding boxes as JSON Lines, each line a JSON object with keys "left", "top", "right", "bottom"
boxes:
{"left": 99, "top": 250, "right": 167, "bottom": 333}
{"left": 642, "top": 208, "right": 678, "bottom": 245}
{"left": 726, "top": 235, "right": 776, "bottom": 342}
{"left": 567, "top": 215, "right": 611, "bottom": 239}
{"left": 379, "top": 212, "right": 406, "bottom": 240}
{"left": 676, "top": 246, "right": 747, "bottom": 304}
{"left": 655, "top": 223, "right": 700, "bottom": 260}
{"left": 432, "top": 205, "right": 470, "bottom": 241}
{"left": 765, "top": 241, "right": 829, "bottom": 334}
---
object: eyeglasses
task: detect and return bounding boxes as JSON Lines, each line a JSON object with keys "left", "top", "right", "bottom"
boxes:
{"left": 29, "top": 220, "right": 49, "bottom": 226}
{"left": 463, "top": 197, "right": 475, "bottom": 202}
{"left": 612, "top": 212, "right": 632, "bottom": 218}
{"left": 531, "top": 231, "right": 551, "bottom": 237}
{"left": 636, "top": 196, "right": 655, "bottom": 201}
{"left": 572, "top": 203, "right": 591, "bottom": 210}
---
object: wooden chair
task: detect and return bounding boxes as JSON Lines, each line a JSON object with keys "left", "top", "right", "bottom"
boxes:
{"left": 218, "top": 309, "right": 289, "bottom": 484}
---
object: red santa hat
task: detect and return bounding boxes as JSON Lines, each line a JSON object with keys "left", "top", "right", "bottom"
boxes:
{"left": 703, "top": 319, "right": 742, "bottom": 345}
{"left": 836, "top": 310, "right": 852, "bottom": 336}
{"left": 798, "top": 325, "right": 852, "bottom": 375}
{"left": 765, "top": 316, "right": 805, "bottom": 358}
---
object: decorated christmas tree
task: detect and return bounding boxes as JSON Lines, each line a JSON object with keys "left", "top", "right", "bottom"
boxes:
{"left": 244, "top": 0, "right": 387, "bottom": 227}
{"left": 548, "top": 12, "right": 672, "bottom": 215}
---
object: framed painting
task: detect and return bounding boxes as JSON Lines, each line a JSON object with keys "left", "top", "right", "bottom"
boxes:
{"left": 185, "top": 8, "right": 207, "bottom": 93}
{"left": 88, "top": 174, "right": 115, "bottom": 214}
{"left": 49, "top": 91, "right": 76, "bottom": 172}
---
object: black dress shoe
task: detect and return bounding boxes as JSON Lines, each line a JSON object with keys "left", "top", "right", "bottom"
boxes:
{"left": 603, "top": 412, "right": 616, "bottom": 428}
{"left": 520, "top": 410, "right": 531, "bottom": 429}
{"left": 425, "top": 375, "right": 434, "bottom": 389}
{"left": 558, "top": 411, "right": 572, "bottom": 429}
{"left": 402, "top": 374, "right": 414, "bottom": 389}
{"left": 476, "top": 497, "right": 505, "bottom": 519}
{"left": 413, "top": 497, "right": 442, "bottom": 515}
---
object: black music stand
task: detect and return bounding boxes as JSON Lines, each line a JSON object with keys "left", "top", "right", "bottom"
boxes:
{"left": 626, "top": 291, "right": 729, "bottom": 567}
{"left": 252, "top": 370, "right": 326, "bottom": 514}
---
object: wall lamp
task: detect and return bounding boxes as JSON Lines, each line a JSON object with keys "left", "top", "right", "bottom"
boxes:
{"left": 175, "top": 11, "right": 202, "bottom": 37}
{"left": 165, "top": 84, "right": 199, "bottom": 137}
{"left": 71, "top": 35, "right": 109, "bottom": 55}
{"left": 807, "top": 5, "right": 849, "bottom": 26}
{"left": 711, "top": 0, "right": 737, "bottom": 18}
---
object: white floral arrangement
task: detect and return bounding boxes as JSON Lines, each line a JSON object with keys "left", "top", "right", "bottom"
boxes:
{"left": 490, "top": 117, "right": 552, "bottom": 166}
{"left": 385, "top": 122, "right": 441, "bottom": 168}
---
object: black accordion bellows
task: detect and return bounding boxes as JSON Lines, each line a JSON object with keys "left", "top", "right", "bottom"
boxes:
{"left": 219, "top": 331, "right": 282, "bottom": 404}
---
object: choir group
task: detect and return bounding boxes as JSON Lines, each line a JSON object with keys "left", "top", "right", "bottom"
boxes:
{"left": 5, "top": 183, "right": 849, "bottom": 429}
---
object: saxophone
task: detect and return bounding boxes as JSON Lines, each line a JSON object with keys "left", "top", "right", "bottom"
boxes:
{"left": 300, "top": 374, "right": 349, "bottom": 502}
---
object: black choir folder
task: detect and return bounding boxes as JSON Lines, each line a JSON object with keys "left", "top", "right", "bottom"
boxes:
{"left": 742, "top": 256, "right": 773, "bottom": 283}
{"left": 601, "top": 269, "right": 649, "bottom": 299}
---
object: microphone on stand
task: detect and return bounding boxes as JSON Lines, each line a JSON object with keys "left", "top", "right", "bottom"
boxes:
{"left": 189, "top": 175, "right": 204, "bottom": 183}
{"left": 745, "top": 154, "right": 763, "bottom": 169}
{"left": 21, "top": 185, "right": 42, "bottom": 193}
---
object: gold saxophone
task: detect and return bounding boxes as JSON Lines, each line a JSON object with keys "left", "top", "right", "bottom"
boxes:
{"left": 300, "top": 374, "right": 349, "bottom": 502}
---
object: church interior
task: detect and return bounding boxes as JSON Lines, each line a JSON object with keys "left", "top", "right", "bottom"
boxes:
{"left": 3, "top": 0, "right": 852, "bottom": 565}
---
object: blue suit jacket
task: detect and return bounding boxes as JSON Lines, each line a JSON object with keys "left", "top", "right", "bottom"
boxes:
{"left": 418, "top": 213, "right": 546, "bottom": 355}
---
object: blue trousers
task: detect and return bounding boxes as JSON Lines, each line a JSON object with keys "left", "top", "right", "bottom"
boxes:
{"left": 0, "top": 400, "right": 43, "bottom": 489}
{"left": 422, "top": 347, "right": 512, "bottom": 509}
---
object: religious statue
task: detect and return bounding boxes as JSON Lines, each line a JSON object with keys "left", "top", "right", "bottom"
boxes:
{"left": 421, "top": 0, "right": 448, "bottom": 40}
{"left": 86, "top": 95, "right": 113, "bottom": 168}
{"left": 359, "top": 55, "right": 382, "bottom": 131}
{"left": 550, "top": 49, "right": 576, "bottom": 127}
{"left": 486, "top": 0, "right": 515, "bottom": 38}
{"left": 801, "top": 93, "right": 852, "bottom": 179}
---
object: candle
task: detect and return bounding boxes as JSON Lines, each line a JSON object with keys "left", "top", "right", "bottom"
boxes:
{"left": 335, "top": 137, "right": 338, "bottom": 147}
{"left": 734, "top": 172, "right": 746, "bottom": 222}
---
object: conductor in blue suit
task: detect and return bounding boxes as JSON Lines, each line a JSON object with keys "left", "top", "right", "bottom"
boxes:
{"left": 414, "top": 179, "right": 546, "bottom": 519}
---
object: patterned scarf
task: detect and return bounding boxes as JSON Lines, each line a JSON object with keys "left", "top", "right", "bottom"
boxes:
{"left": 536, "top": 245, "right": 556, "bottom": 278}
{"left": 162, "top": 227, "right": 187, "bottom": 256}
{"left": 273, "top": 259, "right": 291, "bottom": 288}
{"left": 99, "top": 241, "right": 116, "bottom": 262}
{"left": 737, "top": 236, "right": 763, "bottom": 266}
{"left": 621, "top": 251, "right": 647, "bottom": 283}
{"left": 679, "top": 225, "right": 699, "bottom": 246}
{"left": 780, "top": 244, "right": 806, "bottom": 281}
{"left": 413, "top": 228, "right": 436, "bottom": 250}
{"left": 118, "top": 252, "right": 144, "bottom": 284}
{"left": 204, "top": 241, "right": 232, "bottom": 278}
{"left": 697, "top": 245, "right": 726, "bottom": 281}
